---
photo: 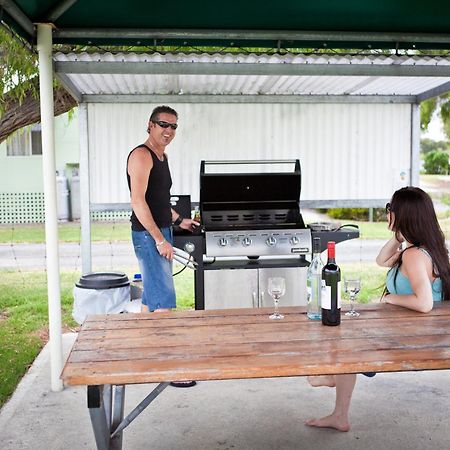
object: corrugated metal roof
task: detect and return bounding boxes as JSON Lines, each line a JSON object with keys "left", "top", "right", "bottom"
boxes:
{"left": 54, "top": 52, "right": 450, "bottom": 98}
{"left": 5, "top": 1, "right": 450, "bottom": 49}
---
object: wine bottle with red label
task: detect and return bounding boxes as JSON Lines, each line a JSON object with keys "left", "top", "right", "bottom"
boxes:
{"left": 321, "top": 241, "right": 341, "bottom": 326}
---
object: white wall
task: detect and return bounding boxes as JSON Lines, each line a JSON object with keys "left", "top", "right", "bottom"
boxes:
{"left": 87, "top": 102, "right": 412, "bottom": 204}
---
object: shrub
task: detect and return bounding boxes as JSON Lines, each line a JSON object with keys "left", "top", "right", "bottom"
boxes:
{"left": 420, "top": 138, "right": 449, "bottom": 154}
{"left": 423, "top": 150, "right": 450, "bottom": 175}
{"left": 326, "top": 208, "right": 386, "bottom": 222}
{"left": 327, "top": 208, "right": 368, "bottom": 220}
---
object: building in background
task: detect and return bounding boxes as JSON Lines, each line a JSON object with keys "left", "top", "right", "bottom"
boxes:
{"left": 0, "top": 110, "right": 79, "bottom": 223}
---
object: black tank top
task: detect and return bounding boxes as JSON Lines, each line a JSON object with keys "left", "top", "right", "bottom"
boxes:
{"left": 126, "top": 144, "right": 172, "bottom": 231}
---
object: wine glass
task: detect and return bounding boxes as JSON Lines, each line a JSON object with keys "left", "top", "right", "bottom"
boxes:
{"left": 267, "top": 277, "right": 285, "bottom": 320}
{"left": 344, "top": 278, "right": 361, "bottom": 317}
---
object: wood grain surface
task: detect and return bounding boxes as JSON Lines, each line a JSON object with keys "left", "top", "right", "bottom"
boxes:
{"left": 61, "top": 303, "right": 450, "bottom": 386}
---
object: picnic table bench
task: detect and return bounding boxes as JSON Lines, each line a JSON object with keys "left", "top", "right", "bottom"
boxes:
{"left": 61, "top": 302, "right": 450, "bottom": 450}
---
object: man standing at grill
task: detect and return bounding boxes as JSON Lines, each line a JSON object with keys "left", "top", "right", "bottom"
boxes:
{"left": 126, "top": 105, "right": 199, "bottom": 315}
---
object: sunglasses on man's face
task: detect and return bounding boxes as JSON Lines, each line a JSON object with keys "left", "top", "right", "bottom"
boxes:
{"left": 152, "top": 120, "right": 178, "bottom": 130}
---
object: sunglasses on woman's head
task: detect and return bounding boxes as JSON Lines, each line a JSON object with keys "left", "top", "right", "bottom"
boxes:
{"left": 152, "top": 120, "right": 178, "bottom": 130}
{"left": 385, "top": 202, "right": 392, "bottom": 213}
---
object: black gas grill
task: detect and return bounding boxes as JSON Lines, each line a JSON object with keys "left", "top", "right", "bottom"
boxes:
{"left": 173, "top": 159, "right": 359, "bottom": 310}
{"left": 200, "top": 160, "right": 311, "bottom": 259}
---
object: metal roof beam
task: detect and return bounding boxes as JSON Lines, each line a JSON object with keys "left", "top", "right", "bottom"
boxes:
{"left": 53, "top": 28, "right": 450, "bottom": 46}
{"left": 344, "top": 57, "right": 407, "bottom": 94}
{"left": 44, "top": 0, "right": 78, "bottom": 22}
{"left": 82, "top": 94, "right": 416, "bottom": 104}
{"left": 55, "top": 72, "right": 82, "bottom": 103}
{"left": 0, "top": 0, "right": 34, "bottom": 36}
{"left": 54, "top": 61, "right": 450, "bottom": 77}
{"left": 416, "top": 80, "right": 450, "bottom": 102}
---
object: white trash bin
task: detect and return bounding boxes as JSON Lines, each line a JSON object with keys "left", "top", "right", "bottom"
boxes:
{"left": 73, "top": 272, "right": 130, "bottom": 325}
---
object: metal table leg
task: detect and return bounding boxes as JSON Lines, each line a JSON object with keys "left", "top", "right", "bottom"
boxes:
{"left": 110, "top": 385, "right": 125, "bottom": 450}
{"left": 103, "top": 384, "right": 112, "bottom": 429}
{"left": 88, "top": 382, "right": 169, "bottom": 450}
{"left": 88, "top": 385, "right": 112, "bottom": 450}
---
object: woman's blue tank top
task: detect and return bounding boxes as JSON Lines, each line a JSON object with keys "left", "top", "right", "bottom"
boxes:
{"left": 386, "top": 248, "right": 443, "bottom": 301}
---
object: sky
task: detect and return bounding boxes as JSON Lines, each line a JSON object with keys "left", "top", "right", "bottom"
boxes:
{"left": 421, "top": 111, "right": 447, "bottom": 141}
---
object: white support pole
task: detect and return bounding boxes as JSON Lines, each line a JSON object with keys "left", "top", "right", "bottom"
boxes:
{"left": 410, "top": 103, "right": 421, "bottom": 186}
{"left": 37, "top": 23, "right": 63, "bottom": 392}
{"left": 79, "top": 103, "right": 92, "bottom": 274}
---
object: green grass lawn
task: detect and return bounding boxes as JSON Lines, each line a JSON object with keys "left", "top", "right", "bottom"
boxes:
{"left": 0, "top": 266, "right": 194, "bottom": 408}
{"left": 0, "top": 270, "right": 80, "bottom": 408}
{"left": 344, "top": 218, "right": 449, "bottom": 240}
{"left": 0, "top": 221, "right": 131, "bottom": 243}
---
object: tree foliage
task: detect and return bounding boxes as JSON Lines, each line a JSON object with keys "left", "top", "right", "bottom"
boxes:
{"left": 423, "top": 149, "right": 450, "bottom": 175}
{"left": 420, "top": 94, "right": 450, "bottom": 140}
{"left": 420, "top": 97, "right": 437, "bottom": 131}
{"left": 0, "top": 26, "right": 76, "bottom": 143}
{"left": 0, "top": 26, "right": 39, "bottom": 114}
{"left": 420, "top": 137, "right": 449, "bottom": 154}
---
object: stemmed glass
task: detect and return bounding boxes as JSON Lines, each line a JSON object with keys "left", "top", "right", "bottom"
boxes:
{"left": 344, "top": 278, "right": 361, "bottom": 317}
{"left": 267, "top": 277, "right": 285, "bottom": 320}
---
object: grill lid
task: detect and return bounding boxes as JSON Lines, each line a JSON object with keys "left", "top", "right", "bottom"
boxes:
{"left": 200, "top": 160, "right": 303, "bottom": 230}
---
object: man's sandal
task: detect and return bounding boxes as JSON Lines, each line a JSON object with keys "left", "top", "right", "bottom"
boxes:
{"left": 170, "top": 381, "right": 197, "bottom": 388}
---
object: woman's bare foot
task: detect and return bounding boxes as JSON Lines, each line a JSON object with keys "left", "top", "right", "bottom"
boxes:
{"left": 307, "top": 375, "right": 336, "bottom": 387}
{"left": 305, "top": 414, "right": 350, "bottom": 432}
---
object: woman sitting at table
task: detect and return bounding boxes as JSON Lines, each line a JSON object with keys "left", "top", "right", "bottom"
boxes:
{"left": 306, "top": 186, "right": 450, "bottom": 432}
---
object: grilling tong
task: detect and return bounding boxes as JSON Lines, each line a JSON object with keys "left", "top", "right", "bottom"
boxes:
{"left": 173, "top": 247, "right": 198, "bottom": 270}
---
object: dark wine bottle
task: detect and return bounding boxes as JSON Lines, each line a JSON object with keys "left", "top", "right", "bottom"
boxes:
{"left": 321, "top": 241, "right": 341, "bottom": 326}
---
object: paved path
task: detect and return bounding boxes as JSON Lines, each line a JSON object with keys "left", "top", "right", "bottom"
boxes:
{"left": 0, "top": 241, "right": 136, "bottom": 271}
{"left": 1, "top": 239, "right": 449, "bottom": 271}
{"left": 0, "top": 239, "right": 387, "bottom": 271}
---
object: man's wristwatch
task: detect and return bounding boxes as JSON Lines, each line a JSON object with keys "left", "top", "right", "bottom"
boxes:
{"left": 173, "top": 215, "right": 183, "bottom": 226}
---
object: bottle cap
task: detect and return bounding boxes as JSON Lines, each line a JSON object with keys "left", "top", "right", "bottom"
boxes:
{"left": 327, "top": 241, "right": 336, "bottom": 258}
{"left": 313, "top": 237, "right": 321, "bottom": 253}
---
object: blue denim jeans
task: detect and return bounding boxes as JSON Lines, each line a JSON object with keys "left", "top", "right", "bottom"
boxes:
{"left": 132, "top": 227, "right": 176, "bottom": 311}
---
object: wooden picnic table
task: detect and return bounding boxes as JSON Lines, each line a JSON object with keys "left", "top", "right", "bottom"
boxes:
{"left": 61, "top": 302, "right": 450, "bottom": 450}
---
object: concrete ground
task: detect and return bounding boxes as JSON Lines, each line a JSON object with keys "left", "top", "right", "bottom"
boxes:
{"left": 0, "top": 334, "right": 449, "bottom": 450}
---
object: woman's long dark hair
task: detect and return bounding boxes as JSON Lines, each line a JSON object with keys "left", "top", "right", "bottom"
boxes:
{"left": 389, "top": 186, "right": 450, "bottom": 300}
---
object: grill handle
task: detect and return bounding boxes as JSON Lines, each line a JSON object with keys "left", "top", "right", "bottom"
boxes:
{"left": 201, "top": 159, "right": 300, "bottom": 174}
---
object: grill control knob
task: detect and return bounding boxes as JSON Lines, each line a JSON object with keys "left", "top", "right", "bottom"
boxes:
{"left": 266, "top": 236, "right": 277, "bottom": 247}
{"left": 218, "top": 238, "right": 228, "bottom": 247}
{"left": 290, "top": 236, "right": 300, "bottom": 245}
{"left": 242, "top": 237, "right": 252, "bottom": 247}
{"left": 184, "top": 242, "right": 196, "bottom": 254}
